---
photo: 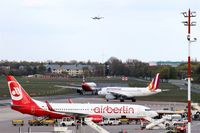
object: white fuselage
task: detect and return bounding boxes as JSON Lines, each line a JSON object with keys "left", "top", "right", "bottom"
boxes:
{"left": 34, "top": 100, "right": 158, "bottom": 119}
{"left": 98, "top": 87, "right": 162, "bottom": 97}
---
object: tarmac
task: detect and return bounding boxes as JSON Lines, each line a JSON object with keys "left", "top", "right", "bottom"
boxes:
{"left": 0, "top": 94, "right": 200, "bottom": 133}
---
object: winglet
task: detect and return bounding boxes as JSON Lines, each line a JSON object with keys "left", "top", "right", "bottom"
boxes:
{"left": 45, "top": 100, "right": 55, "bottom": 111}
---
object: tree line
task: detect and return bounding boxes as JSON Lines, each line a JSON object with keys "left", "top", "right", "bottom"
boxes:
{"left": 0, "top": 58, "right": 200, "bottom": 83}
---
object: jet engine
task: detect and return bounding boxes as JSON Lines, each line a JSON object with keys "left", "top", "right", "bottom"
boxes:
{"left": 105, "top": 93, "right": 116, "bottom": 100}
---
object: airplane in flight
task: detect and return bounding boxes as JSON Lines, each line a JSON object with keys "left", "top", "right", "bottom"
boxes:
{"left": 98, "top": 73, "right": 162, "bottom": 102}
{"left": 91, "top": 16, "right": 104, "bottom": 20}
{"left": 6, "top": 75, "right": 158, "bottom": 122}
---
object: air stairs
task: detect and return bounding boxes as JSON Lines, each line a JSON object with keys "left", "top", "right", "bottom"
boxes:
{"left": 84, "top": 118, "right": 110, "bottom": 133}
{"left": 144, "top": 115, "right": 170, "bottom": 129}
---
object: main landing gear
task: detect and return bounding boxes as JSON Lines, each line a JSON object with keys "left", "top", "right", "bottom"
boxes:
{"left": 132, "top": 98, "right": 136, "bottom": 102}
{"left": 77, "top": 90, "right": 83, "bottom": 95}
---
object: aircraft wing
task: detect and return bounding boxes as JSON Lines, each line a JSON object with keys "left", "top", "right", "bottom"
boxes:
{"left": 45, "top": 101, "right": 88, "bottom": 117}
{"left": 61, "top": 111, "right": 88, "bottom": 117}
{"left": 108, "top": 90, "right": 133, "bottom": 98}
{"left": 54, "top": 85, "right": 82, "bottom": 90}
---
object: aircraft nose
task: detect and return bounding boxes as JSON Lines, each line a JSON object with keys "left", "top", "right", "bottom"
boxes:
{"left": 151, "top": 111, "right": 158, "bottom": 118}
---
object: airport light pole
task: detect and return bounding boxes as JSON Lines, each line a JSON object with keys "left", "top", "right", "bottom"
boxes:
{"left": 182, "top": 9, "right": 197, "bottom": 133}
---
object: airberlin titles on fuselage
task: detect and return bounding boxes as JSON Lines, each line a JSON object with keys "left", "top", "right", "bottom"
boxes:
{"left": 93, "top": 106, "right": 134, "bottom": 114}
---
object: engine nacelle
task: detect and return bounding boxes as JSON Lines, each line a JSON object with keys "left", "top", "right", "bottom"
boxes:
{"left": 86, "top": 115, "right": 103, "bottom": 123}
{"left": 105, "top": 93, "right": 115, "bottom": 100}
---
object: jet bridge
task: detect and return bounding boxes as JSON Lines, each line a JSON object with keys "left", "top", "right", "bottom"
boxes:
{"left": 84, "top": 118, "right": 110, "bottom": 133}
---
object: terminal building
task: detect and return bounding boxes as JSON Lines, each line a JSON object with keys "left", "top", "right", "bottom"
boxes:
{"left": 46, "top": 64, "right": 94, "bottom": 77}
{"left": 149, "top": 61, "right": 184, "bottom": 67}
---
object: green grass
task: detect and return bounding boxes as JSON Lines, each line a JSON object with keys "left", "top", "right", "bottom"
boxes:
{"left": 1, "top": 76, "right": 200, "bottom": 103}
{"left": 0, "top": 76, "right": 129, "bottom": 99}
{"left": 0, "top": 76, "right": 76, "bottom": 98}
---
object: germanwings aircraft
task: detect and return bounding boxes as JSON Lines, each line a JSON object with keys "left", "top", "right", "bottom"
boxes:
{"left": 7, "top": 75, "right": 158, "bottom": 122}
{"left": 98, "top": 73, "right": 162, "bottom": 102}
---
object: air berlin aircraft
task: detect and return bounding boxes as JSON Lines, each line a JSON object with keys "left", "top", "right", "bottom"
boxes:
{"left": 55, "top": 81, "right": 99, "bottom": 95}
{"left": 7, "top": 76, "right": 158, "bottom": 122}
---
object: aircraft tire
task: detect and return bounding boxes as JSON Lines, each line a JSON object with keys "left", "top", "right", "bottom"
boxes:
{"left": 62, "top": 123, "right": 66, "bottom": 127}
{"left": 132, "top": 98, "right": 136, "bottom": 102}
{"left": 120, "top": 99, "right": 124, "bottom": 102}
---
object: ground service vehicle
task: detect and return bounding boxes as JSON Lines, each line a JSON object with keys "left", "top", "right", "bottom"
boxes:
{"left": 100, "top": 118, "right": 121, "bottom": 125}
{"left": 42, "top": 119, "right": 55, "bottom": 126}
{"left": 164, "top": 114, "right": 182, "bottom": 129}
{"left": 28, "top": 119, "right": 55, "bottom": 126}
{"left": 119, "top": 118, "right": 130, "bottom": 124}
{"left": 193, "top": 112, "right": 200, "bottom": 120}
{"left": 109, "top": 118, "right": 121, "bottom": 125}
{"left": 174, "top": 122, "right": 186, "bottom": 133}
{"left": 60, "top": 117, "right": 75, "bottom": 126}
{"left": 166, "top": 121, "right": 187, "bottom": 133}
{"left": 12, "top": 120, "right": 24, "bottom": 126}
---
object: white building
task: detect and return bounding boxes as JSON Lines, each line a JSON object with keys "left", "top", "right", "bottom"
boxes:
{"left": 46, "top": 64, "right": 93, "bottom": 77}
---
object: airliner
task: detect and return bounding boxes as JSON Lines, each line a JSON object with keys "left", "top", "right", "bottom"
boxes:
{"left": 91, "top": 16, "right": 104, "bottom": 20}
{"left": 7, "top": 75, "right": 158, "bottom": 122}
{"left": 55, "top": 80, "right": 99, "bottom": 95}
{"left": 98, "top": 73, "right": 162, "bottom": 102}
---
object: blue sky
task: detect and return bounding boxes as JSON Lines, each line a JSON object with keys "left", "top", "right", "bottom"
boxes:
{"left": 0, "top": 0, "right": 200, "bottom": 62}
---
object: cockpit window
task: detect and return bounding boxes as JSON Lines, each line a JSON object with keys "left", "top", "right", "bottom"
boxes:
{"left": 145, "top": 109, "right": 151, "bottom": 111}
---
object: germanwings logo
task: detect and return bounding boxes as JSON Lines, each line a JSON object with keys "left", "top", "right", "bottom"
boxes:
{"left": 8, "top": 81, "right": 23, "bottom": 101}
{"left": 148, "top": 73, "right": 160, "bottom": 91}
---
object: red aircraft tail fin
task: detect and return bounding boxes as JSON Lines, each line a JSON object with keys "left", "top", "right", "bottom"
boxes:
{"left": 7, "top": 75, "right": 34, "bottom": 106}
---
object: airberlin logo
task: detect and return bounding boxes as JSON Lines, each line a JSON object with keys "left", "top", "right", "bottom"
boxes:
{"left": 93, "top": 106, "right": 134, "bottom": 114}
{"left": 8, "top": 81, "right": 23, "bottom": 101}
